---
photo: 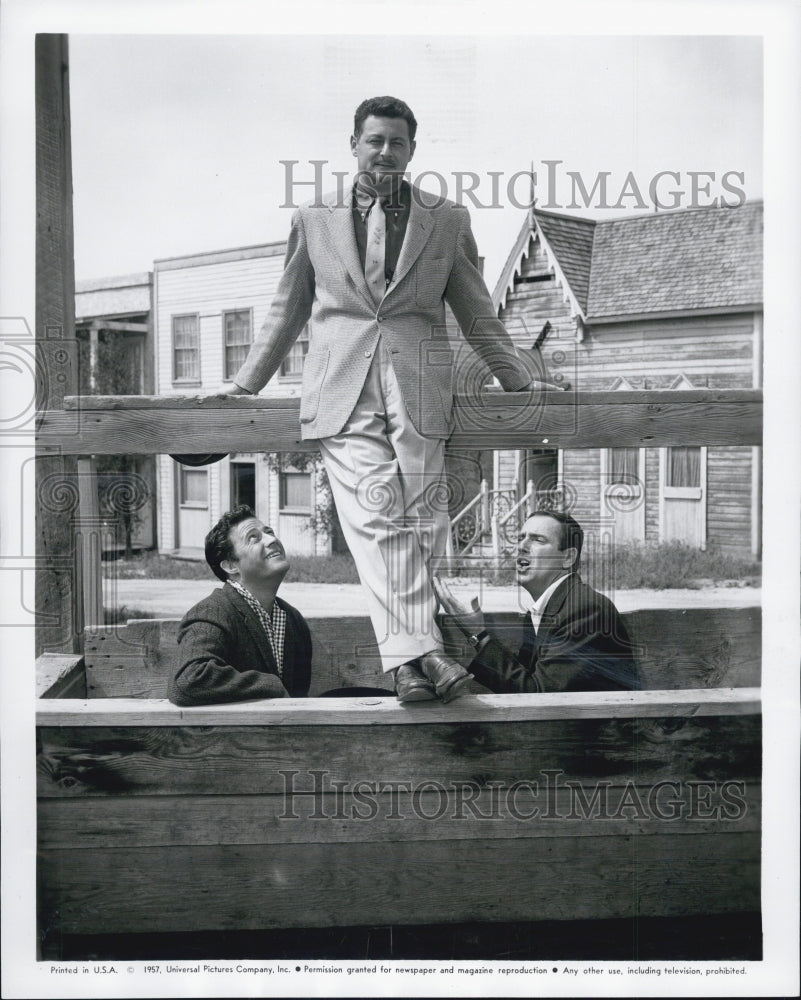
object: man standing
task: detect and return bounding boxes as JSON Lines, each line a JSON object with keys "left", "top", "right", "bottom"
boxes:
{"left": 434, "top": 510, "right": 640, "bottom": 692}
{"left": 230, "top": 96, "right": 548, "bottom": 702}
{"left": 169, "top": 506, "right": 312, "bottom": 705}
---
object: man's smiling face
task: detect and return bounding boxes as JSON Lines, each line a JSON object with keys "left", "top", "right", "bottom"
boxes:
{"left": 222, "top": 517, "right": 290, "bottom": 589}
{"left": 515, "top": 514, "right": 577, "bottom": 599}
{"left": 351, "top": 115, "right": 415, "bottom": 189}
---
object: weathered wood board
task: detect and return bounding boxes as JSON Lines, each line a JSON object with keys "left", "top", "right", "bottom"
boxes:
{"left": 39, "top": 833, "right": 760, "bottom": 935}
{"left": 73, "top": 607, "right": 761, "bottom": 700}
{"left": 37, "top": 389, "right": 763, "bottom": 454}
{"left": 36, "top": 692, "right": 761, "bottom": 938}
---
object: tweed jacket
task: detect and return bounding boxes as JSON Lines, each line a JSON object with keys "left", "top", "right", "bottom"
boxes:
{"left": 169, "top": 585, "right": 312, "bottom": 706}
{"left": 468, "top": 573, "right": 640, "bottom": 694}
{"left": 234, "top": 185, "right": 532, "bottom": 439}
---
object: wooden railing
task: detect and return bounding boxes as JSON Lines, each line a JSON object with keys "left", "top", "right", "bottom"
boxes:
{"left": 38, "top": 388, "right": 762, "bottom": 455}
{"left": 35, "top": 387, "right": 763, "bottom": 954}
{"left": 36, "top": 388, "right": 761, "bottom": 632}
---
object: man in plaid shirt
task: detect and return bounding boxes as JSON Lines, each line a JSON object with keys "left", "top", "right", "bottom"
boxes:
{"left": 169, "top": 505, "right": 312, "bottom": 705}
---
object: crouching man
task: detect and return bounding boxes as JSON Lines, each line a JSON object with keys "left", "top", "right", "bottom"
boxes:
{"left": 169, "top": 505, "right": 312, "bottom": 706}
{"left": 434, "top": 510, "right": 640, "bottom": 693}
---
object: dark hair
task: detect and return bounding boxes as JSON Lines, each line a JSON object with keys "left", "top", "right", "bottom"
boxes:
{"left": 531, "top": 508, "right": 584, "bottom": 567}
{"left": 353, "top": 96, "right": 417, "bottom": 142}
{"left": 205, "top": 505, "right": 256, "bottom": 582}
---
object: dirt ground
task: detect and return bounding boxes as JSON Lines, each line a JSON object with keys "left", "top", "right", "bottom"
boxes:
{"left": 112, "top": 578, "right": 761, "bottom": 619}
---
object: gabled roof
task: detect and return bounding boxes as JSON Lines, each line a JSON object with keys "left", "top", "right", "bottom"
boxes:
{"left": 533, "top": 212, "right": 596, "bottom": 313}
{"left": 495, "top": 202, "right": 763, "bottom": 321}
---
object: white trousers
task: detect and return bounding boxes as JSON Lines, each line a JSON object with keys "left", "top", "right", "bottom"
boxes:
{"left": 318, "top": 342, "right": 450, "bottom": 672}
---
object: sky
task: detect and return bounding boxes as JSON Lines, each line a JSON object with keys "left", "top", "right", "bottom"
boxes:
{"left": 68, "top": 33, "right": 762, "bottom": 288}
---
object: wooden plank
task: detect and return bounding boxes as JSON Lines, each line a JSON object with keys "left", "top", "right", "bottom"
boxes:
{"left": 37, "top": 832, "right": 761, "bottom": 933}
{"left": 444, "top": 607, "right": 761, "bottom": 690}
{"left": 622, "top": 607, "right": 760, "bottom": 689}
{"left": 81, "top": 607, "right": 760, "bottom": 699}
{"left": 36, "top": 654, "right": 86, "bottom": 699}
{"left": 37, "top": 783, "right": 761, "bottom": 849}
{"left": 84, "top": 619, "right": 181, "bottom": 699}
{"left": 35, "top": 686, "right": 762, "bottom": 727}
{"left": 36, "top": 712, "right": 761, "bottom": 797}
{"left": 83, "top": 617, "right": 390, "bottom": 699}
{"left": 38, "top": 389, "right": 763, "bottom": 454}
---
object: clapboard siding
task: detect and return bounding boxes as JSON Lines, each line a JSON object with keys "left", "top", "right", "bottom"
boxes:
{"left": 561, "top": 450, "right": 601, "bottom": 525}
{"left": 495, "top": 277, "right": 759, "bottom": 550}
{"left": 707, "top": 447, "right": 754, "bottom": 550}
{"left": 152, "top": 244, "right": 317, "bottom": 553}
{"left": 155, "top": 251, "right": 288, "bottom": 397}
{"left": 644, "top": 447, "right": 661, "bottom": 540}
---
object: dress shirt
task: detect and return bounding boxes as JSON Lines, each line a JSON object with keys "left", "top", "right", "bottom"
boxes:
{"left": 227, "top": 580, "right": 287, "bottom": 676}
{"left": 352, "top": 180, "right": 411, "bottom": 286}
{"left": 529, "top": 574, "right": 572, "bottom": 633}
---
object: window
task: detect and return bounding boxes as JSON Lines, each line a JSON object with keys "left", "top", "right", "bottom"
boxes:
{"left": 279, "top": 326, "right": 310, "bottom": 379}
{"left": 607, "top": 448, "right": 640, "bottom": 484}
{"left": 179, "top": 467, "right": 208, "bottom": 508}
{"left": 172, "top": 314, "right": 200, "bottom": 382}
{"left": 666, "top": 447, "right": 701, "bottom": 489}
{"left": 230, "top": 462, "right": 256, "bottom": 509}
{"left": 223, "top": 309, "right": 252, "bottom": 380}
{"left": 279, "top": 470, "right": 312, "bottom": 511}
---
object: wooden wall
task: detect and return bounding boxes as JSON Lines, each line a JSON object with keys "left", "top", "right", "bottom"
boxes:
{"left": 71, "top": 607, "right": 761, "bottom": 701}
{"left": 36, "top": 690, "right": 761, "bottom": 943}
{"left": 154, "top": 246, "right": 292, "bottom": 553}
{"left": 494, "top": 273, "right": 760, "bottom": 552}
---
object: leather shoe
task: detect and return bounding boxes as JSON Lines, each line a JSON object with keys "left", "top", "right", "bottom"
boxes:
{"left": 394, "top": 662, "right": 437, "bottom": 702}
{"left": 420, "top": 651, "right": 473, "bottom": 703}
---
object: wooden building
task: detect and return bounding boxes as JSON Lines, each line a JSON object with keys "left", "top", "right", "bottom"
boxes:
{"left": 491, "top": 202, "right": 763, "bottom": 556}
{"left": 152, "top": 243, "right": 332, "bottom": 556}
{"left": 75, "top": 272, "right": 156, "bottom": 552}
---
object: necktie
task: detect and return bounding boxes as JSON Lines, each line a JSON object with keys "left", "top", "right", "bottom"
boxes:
{"left": 365, "top": 198, "right": 387, "bottom": 305}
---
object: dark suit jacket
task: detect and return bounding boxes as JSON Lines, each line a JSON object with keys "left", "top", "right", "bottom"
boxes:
{"left": 468, "top": 574, "right": 640, "bottom": 693}
{"left": 168, "top": 585, "right": 312, "bottom": 706}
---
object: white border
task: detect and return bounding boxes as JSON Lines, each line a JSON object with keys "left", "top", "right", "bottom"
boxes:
{"left": 2, "top": 1, "right": 799, "bottom": 998}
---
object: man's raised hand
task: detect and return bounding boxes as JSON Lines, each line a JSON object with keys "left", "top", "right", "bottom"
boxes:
{"left": 433, "top": 576, "right": 485, "bottom": 636}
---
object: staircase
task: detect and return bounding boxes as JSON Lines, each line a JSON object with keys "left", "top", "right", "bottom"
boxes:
{"left": 448, "top": 479, "right": 565, "bottom": 565}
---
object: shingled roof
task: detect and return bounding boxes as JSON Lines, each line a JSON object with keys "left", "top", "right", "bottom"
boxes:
{"left": 533, "top": 212, "right": 596, "bottom": 313}
{"left": 75, "top": 272, "right": 152, "bottom": 320}
{"left": 498, "top": 202, "right": 763, "bottom": 320}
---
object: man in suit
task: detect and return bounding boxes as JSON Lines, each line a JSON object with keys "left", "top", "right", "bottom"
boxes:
{"left": 434, "top": 510, "right": 640, "bottom": 692}
{"left": 169, "top": 505, "right": 312, "bottom": 706}
{"left": 229, "top": 96, "right": 550, "bottom": 702}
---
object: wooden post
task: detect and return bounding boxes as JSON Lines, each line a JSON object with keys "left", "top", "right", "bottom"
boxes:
{"left": 76, "top": 458, "right": 104, "bottom": 628}
{"left": 35, "top": 34, "right": 78, "bottom": 655}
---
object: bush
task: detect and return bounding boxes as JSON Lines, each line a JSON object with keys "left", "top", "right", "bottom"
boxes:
{"left": 104, "top": 550, "right": 361, "bottom": 584}
{"left": 104, "top": 551, "right": 214, "bottom": 580}
{"left": 603, "top": 541, "right": 761, "bottom": 590}
{"left": 105, "top": 542, "right": 760, "bottom": 590}
{"left": 442, "top": 541, "right": 761, "bottom": 590}
{"left": 286, "top": 553, "right": 360, "bottom": 584}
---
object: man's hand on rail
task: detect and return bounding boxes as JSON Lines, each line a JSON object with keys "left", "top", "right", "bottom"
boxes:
{"left": 518, "top": 378, "right": 569, "bottom": 392}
